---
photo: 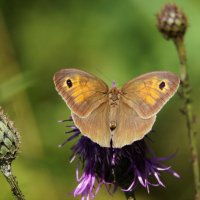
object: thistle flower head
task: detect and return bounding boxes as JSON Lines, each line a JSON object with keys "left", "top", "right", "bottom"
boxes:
{"left": 59, "top": 118, "right": 179, "bottom": 199}
{"left": 0, "top": 108, "right": 20, "bottom": 165}
{"left": 157, "top": 3, "right": 187, "bottom": 40}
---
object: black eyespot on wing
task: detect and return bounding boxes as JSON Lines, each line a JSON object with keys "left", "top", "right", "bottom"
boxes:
{"left": 66, "top": 79, "right": 73, "bottom": 88}
{"left": 159, "top": 81, "right": 165, "bottom": 90}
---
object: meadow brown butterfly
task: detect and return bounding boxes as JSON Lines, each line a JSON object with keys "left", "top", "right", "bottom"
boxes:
{"left": 54, "top": 68, "right": 179, "bottom": 148}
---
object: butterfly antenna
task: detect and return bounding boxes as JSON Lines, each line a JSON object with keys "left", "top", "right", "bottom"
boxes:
{"left": 94, "top": 68, "right": 113, "bottom": 84}
{"left": 112, "top": 80, "right": 116, "bottom": 88}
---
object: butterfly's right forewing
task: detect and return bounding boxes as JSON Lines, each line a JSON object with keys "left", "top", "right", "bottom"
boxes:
{"left": 54, "top": 68, "right": 109, "bottom": 118}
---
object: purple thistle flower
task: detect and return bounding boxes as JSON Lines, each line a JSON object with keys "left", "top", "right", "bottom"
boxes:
{"left": 60, "top": 118, "right": 179, "bottom": 200}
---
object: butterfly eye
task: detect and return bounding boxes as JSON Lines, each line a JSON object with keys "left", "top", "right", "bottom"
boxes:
{"left": 66, "top": 79, "right": 73, "bottom": 88}
{"left": 159, "top": 81, "right": 165, "bottom": 90}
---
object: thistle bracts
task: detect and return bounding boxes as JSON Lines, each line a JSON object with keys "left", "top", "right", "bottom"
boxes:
{"left": 157, "top": 4, "right": 187, "bottom": 40}
{"left": 0, "top": 107, "right": 20, "bottom": 165}
{"left": 0, "top": 107, "right": 25, "bottom": 200}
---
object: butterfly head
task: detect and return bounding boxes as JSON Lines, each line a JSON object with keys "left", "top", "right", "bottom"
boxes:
{"left": 112, "top": 80, "right": 116, "bottom": 88}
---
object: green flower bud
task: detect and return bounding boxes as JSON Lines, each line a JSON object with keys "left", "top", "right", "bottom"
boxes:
{"left": 157, "top": 3, "right": 187, "bottom": 40}
{"left": 0, "top": 108, "right": 20, "bottom": 165}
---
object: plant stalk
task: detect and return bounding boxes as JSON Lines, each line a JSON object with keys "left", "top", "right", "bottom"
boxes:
{"left": 124, "top": 190, "right": 136, "bottom": 200}
{"left": 0, "top": 163, "right": 25, "bottom": 200}
{"left": 174, "top": 36, "right": 200, "bottom": 200}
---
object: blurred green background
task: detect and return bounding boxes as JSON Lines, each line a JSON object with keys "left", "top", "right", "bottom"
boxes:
{"left": 0, "top": 0, "right": 200, "bottom": 199}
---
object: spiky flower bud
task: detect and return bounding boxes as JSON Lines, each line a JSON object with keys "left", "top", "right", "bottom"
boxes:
{"left": 0, "top": 108, "right": 20, "bottom": 165}
{"left": 157, "top": 3, "right": 187, "bottom": 40}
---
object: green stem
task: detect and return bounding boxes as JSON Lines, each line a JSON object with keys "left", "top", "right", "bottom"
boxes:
{"left": 0, "top": 163, "right": 25, "bottom": 200}
{"left": 124, "top": 191, "right": 136, "bottom": 200}
{"left": 174, "top": 36, "right": 200, "bottom": 200}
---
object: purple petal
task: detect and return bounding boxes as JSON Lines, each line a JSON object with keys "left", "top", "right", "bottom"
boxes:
{"left": 122, "top": 178, "right": 136, "bottom": 191}
{"left": 154, "top": 172, "right": 165, "bottom": 187}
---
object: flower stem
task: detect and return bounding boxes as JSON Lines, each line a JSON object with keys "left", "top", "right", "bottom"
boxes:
{"left": 174, "top": 36, "right": 200, "bottom": 200}
{"left": 0, "top": 163, "right": 25, "bottom": 200}
{"left": 124, "top": 191, "right": 136, "bottom": 200}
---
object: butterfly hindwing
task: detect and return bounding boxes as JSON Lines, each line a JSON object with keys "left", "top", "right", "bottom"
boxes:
{"left": 112, "top": 101, "right": 156, "bottom": 148}
{"left": 72, "top": 101, "right": 111, "bottom": 147}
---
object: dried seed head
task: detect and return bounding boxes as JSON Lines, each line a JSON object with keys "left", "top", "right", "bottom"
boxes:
{"left": 157, "top": 3, "right": 187, "bottom": 40}
{"left": 0, "top": 108, "right": 20, "bottom": 165}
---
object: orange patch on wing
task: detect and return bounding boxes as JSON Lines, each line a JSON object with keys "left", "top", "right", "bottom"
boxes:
{"left": 145, "top": 95, "right": 155, "bottom": 105}
{"left": 74, "top": 94, "right": 85, "bottom": 103}
{"left": 62, "top": 76, "right": 97, "bottom": 104}
{"left": 141, "top": 77, "right": 170, "bottom": 105}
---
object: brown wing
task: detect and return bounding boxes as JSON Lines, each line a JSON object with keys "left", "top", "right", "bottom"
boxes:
{"left": 121, "top": 71, "right": 180, "bottom": 119}
{"left": 72, "top": 101, "right": 111, "bottom": 147}
{"left": 54, "top": 68, "right": 109, "bottom": 117}
{"left": 112, "top": 101, "right": 156, "bottom": 148}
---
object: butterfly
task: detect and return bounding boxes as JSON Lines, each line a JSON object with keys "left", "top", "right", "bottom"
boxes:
{"left": 54, "top": 68, "right": 180, "bottom": 148}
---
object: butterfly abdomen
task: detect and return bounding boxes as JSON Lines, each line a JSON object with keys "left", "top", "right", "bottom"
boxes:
{"left": 108, "top": 87, "right": 121, "bottom": 133}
